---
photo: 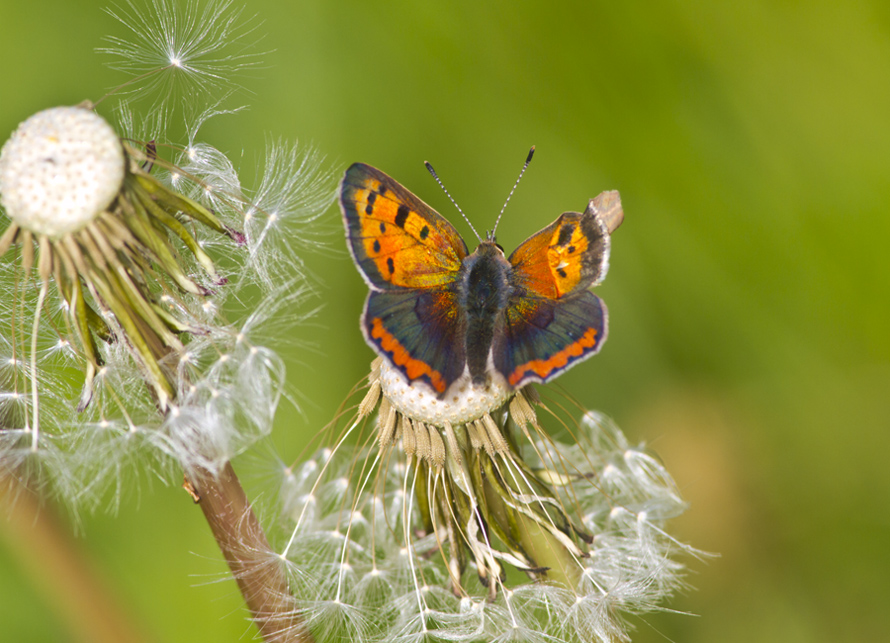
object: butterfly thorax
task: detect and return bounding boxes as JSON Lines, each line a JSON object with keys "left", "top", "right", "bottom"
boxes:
{"left": 456, "top": 241, "right": 513, "bottom": 387}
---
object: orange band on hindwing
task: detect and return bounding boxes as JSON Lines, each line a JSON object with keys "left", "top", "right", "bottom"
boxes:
{"left": 508, "top": 327, "right": 599, "bottom": 387}
{"left": 370, "top": 317, "right": 447, "bottom": 393}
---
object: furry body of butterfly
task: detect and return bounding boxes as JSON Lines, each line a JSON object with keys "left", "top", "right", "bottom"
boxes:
{"left": 458, "top": 242, "right": 512, "bottom": 386}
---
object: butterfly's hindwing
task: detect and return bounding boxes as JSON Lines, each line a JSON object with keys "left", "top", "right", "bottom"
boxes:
{"left": 495, "top": 290, "right": 607, "bottom": 388}
{"left": 363, "top": 288, "right": 467, "bottom": 393}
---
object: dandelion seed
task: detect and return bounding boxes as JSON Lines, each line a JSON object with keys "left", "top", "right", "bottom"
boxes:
{"left": 99, "top": 0, "right": 265, "bottom": 116}
{"left": 238, "top": 139, "right": 334, "bottom": 291}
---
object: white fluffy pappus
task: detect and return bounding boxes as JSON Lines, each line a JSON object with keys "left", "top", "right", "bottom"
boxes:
{"left": 269, "top": 379, "right": 701, "bottom": 642}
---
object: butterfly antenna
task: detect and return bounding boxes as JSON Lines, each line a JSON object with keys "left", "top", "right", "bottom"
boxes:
{"left": 490, "top": 146, "right": 535, "bottom": 239}
{"left": 425, "top": 160, "right": 482, "bottom": 243}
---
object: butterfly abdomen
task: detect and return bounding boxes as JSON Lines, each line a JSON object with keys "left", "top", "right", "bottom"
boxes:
{"left": 458, "top": 242, "right": 513, "bottom": 386}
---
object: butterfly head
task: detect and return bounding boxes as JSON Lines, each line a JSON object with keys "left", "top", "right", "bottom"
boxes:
{"left": 480, "top": 229, "right": 505, "bottom": 254}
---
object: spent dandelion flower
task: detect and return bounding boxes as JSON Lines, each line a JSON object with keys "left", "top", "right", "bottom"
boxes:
{"left": 0, "top": 99, "right": 323, "bottom": 512}
{"left": 279, "top": 360, "right": 698, "bottom": 642}
{"left": 0, "top": 105, "right": 238, "bottom": 413}
{"left": 0, "top": 97, "right": 330, "bottom": 503}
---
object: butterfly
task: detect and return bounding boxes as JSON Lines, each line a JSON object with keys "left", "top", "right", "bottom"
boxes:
{"left": 339, "top": 153, "right": 623, "bottom": 396}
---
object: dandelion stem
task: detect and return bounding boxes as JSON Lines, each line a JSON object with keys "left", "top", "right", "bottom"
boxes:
{"left": 188, "top": 461, "right": 314, "bottom": 643}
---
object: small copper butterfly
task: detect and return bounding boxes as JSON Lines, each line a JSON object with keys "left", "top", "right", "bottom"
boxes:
{"left": 339, "top": 150, "right": 623, "bottom": 395}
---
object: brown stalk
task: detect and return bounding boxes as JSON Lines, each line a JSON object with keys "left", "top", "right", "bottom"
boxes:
{"left": 186, "top": 462, "right": 315, "bottom": 643}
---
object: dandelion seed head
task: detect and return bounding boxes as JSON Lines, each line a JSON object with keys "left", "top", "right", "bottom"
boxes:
{"left": 0, "top": 107, "right": 124, "bottom": 237}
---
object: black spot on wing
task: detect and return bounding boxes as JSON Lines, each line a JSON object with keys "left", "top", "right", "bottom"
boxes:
{"left": 395, "top": 205, "right": 409, "bottom": 228}
{"left": 556, "top": 224, "right": 575, "bottom": 247}
{"left": 373, "top": 240, "right": 381, "bottom": 253}
{"left": 420, "top": 225, "right": 430, "bottom": 240}
{"left": 387, "top": 257, "right": 395, "bottom": 274}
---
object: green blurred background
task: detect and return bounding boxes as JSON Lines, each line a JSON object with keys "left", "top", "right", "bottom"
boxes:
{"left": 2, "top": 0, "right": 889, "bottom": 641}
